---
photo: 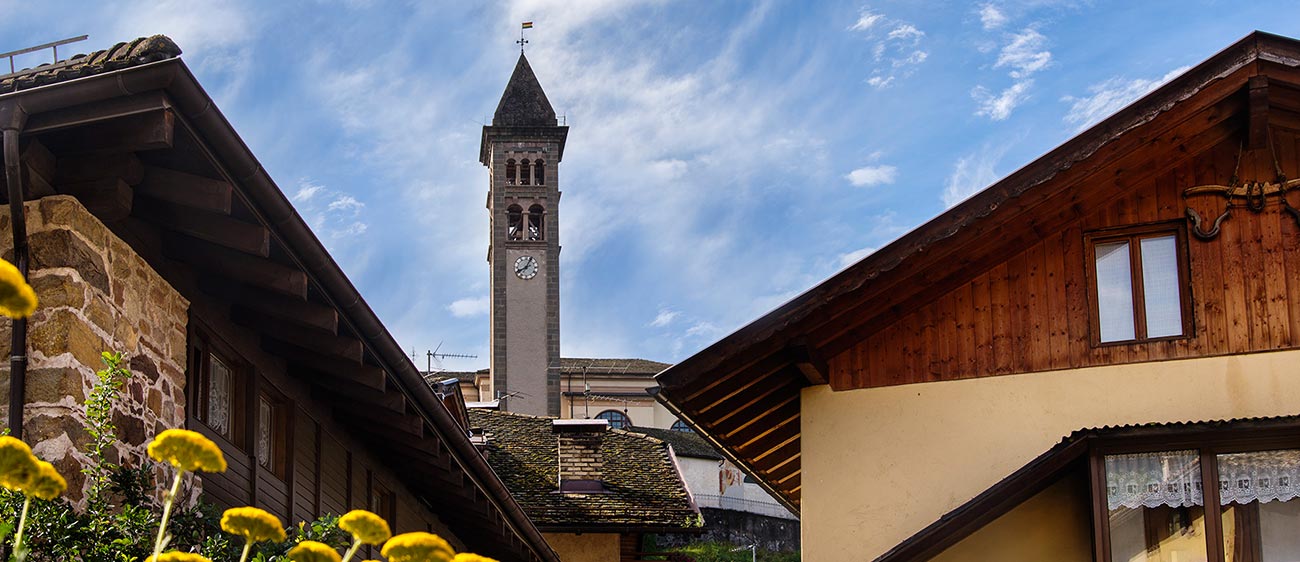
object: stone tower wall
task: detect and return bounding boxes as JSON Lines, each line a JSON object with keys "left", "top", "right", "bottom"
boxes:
{"left": 0, "top": 196, "right": 190, "bottom": 504}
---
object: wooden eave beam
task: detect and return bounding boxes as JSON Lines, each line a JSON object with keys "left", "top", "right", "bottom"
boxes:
{"left": 233, "top": 306, "right": 363, "bottom": 363}
{"left": 137, "top": 166, "right": 233, "bottom": 214}
{"left": 20, "top": 139, "right": 55, "bottom": 200}
{"left": 308, "top": 377, "right": 406, "bottom": 414}
{"left": 137, "top": 196, "right": 270, "bottom": 257}
{"left": 334, "top": 406, "right": 423, "bottom": 438}
{"left": 57, "top": 177, "right": 133, "bottom": 221}
{"left": 1250, "top": 75, "right": 1270, "bottom": 149}
{"left": 787, "top": 342, "right": 828, "bottom": 385}
{"left": 24, "top": 90, "right": 173, "bottom": 135}
{"left": 40, "top": 109, "right": 174, "bottom": 154}
{"left": 163, "top": 234, "right": 307, "bottom": 299}
{"left": 54, "top": 152, "right": 144, "bottom": 186}
{"left": 264, "top": 339, "right": 386, "bottom": 391}
{"left": 200, "top": 279, "right": 338, "bottom": 333}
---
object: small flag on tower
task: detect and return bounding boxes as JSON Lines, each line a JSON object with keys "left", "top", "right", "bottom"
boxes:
{"left": 522, "top": 21, "right": 534, "bottom": 29}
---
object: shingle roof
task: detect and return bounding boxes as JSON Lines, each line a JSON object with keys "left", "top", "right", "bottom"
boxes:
{"left": 470, "top": 409, "right": 701, "bottom": 531}
{"left": 492, "top": 53, "right": 557, "bottom": 127}
{"left": 626, "top": 426, "right": 723, "bottom": 460}
{"left": 1, "top": 35, "right": 180, "bottom": 93}
{"left": 560, "top": 358, "right": 670, "bottom": 377}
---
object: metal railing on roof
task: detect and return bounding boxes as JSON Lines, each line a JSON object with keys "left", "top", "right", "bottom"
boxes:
{"left": 0, "top": 35, "right": 88, "bottom": 81}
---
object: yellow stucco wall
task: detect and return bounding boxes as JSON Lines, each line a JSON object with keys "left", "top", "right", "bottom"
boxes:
{"left": 929, "top": 470, "right": 1091, "bottom": 562}
{"left": 802, "top": 348, "right": 1300, "bottom": 562}
{"left": 542, "top": 532, "right": 620, "bottom": 562}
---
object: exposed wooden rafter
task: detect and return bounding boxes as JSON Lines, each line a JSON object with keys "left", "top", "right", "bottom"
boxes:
{"left": 136, "top": 196, "right": 270, "bottom": 257}
{"left": 137, "top": 166, "right": 233, "bottom": 214}
{"left": 163, "top": 235, "right": 307, "bottom": 299}
{"left": 232, "top": 306, "right": 363, "bottom": 363}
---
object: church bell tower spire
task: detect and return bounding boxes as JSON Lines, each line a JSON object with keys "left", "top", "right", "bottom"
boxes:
{"left": 480, "top": 52, "right": 568, "bottom": 416}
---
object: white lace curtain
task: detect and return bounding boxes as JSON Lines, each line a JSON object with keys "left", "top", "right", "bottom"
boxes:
{"left": 1106, "top": 450, "right": 1202, "bottom": 510}
{"left": 1217, "top": 449, "right": 1300, "bottom": 505}
{"left": 1106, "top": 449, "right": 1300, "bottom": 510}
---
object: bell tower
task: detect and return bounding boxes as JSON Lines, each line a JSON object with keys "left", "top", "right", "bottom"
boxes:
{"left": 480, "top": 53, "right": 567, "bottom": 416}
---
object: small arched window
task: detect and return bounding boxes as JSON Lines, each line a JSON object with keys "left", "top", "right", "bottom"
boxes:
{"left": 670, "top": 420, "right": 694, "bottom": 433}
{"left": 519, "top": 159, "right": 531, "bottom": 185}
{"left": 527, "top": 204, "right": 544, "bottom": 241}
{"left": 534, "top": 159, "right": 545, "bottom": 185}
{"left": 506, "top": 205, "right": 523, "bottom": 241}
{"left": 596, "top": 410, "right": 631, "bottom": 430}
{"left": 505, "top": 159, "right": 517, "bottom": 186}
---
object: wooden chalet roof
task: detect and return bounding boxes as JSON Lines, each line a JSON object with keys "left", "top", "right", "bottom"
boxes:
{"left": 654, "top": 30, "right": 1300, "bottom": 514}
{"left": 470, "top": 409, "right": 702, "bottom": 532}
{"left": 0, "top": 35, "right": 556, "bottom": 562}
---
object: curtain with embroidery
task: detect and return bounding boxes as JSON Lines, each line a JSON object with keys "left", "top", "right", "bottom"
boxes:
{"left": 1106, "top": 450, "right": 1203, "bottom": 510}
{"left": 1218, "top": 449, "right": 1300, "bottom": 505}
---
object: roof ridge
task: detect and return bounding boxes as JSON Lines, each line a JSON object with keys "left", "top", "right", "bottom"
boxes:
{"left": 1, "top": 35, "right": 181, "bottom": 93}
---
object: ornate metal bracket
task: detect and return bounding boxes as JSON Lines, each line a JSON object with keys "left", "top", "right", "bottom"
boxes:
{"left": 1183, "top": 177, "right": 1300, "bottom": 241}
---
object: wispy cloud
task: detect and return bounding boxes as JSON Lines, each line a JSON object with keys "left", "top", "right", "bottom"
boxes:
{"left": 845, "top": 164, "right": 897, "bottom": 187}
{"left": 850, "top": 7, "right": 928, "bottom": 89}
{"left": 943, "top": 142, "right": 1010, "bottom": 207}
{"left": 838, "top": 246, "right": 878, "bottom": 268}
{"left": 649, "top": 307, "right": 681, "bottom": 328}
{"left": 1062, "top": 65, "right": 1190, "bottom": 131}
{"left": 449, "top": 296, "right": 490, "bottom": 318}
{"left": 979, "top": 4, "right": 1008, "bottom": 29}
{"left": 289, "top": 178, "right": 371, "bottom": 240}
{"left": 971, "top": 27, "right": 1052, "bottom": 120}
{"left": 972, "top": 80, "right": 1032, "bottom": 121}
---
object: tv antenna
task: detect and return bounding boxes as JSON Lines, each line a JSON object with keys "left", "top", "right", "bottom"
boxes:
{"left": 422, "top": 341, "right": 477, "bottom": 375}
{"left": 0, "top": 35, "right": 88, "bottom": 81}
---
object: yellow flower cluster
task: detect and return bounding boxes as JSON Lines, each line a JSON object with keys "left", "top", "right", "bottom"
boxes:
{"left": 221, "top": 506, "right": 286, "bottom": 543}
{"left": 0, "top": 258, "right": 37, "bottom": 319}
{"left": 381, "top": 532, "right": 456, "bottom": 562}
{"left": 287, "top": 540, "right": 343, "bottom": 562}
{"left": 145, "top": 553, "right": 213, "bottom": 562}
{"left": 0, "top": 436, "right": 65, "bottom": 499}
{"left": 147, "top": 429, "right": 226, "bottom": 473}
{"left": 339, "top": 510, "right": 391, "bottom": 546}
{"left": 451, "top": 554, "right": 499, "bottom": 562}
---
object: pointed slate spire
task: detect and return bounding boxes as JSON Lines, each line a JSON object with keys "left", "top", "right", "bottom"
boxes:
{"left": 492, "top": 52, "right": 557, "bottom": 127}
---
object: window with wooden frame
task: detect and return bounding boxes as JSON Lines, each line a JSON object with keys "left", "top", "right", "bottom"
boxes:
{"left": 255, "top": 388, "right": 291, "bottom": 481}
{"left": 370, "top": 479, "right": 395, "bottom": 525}
{"left": 1085, "top": 223, "right": 1192, "bottom": 345}
{"left": 190, "top": 330, "right": 248, "bottom": 449}
{"left": 1092, "top": 435, "right": 1300, "bottom": 562}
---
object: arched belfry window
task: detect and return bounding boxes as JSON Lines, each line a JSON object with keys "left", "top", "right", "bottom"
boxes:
{"left": 505, "top": 159, "right": 517, "bottom": 186}
{"left": 527, "top": 204, "right": 544, "bottom": 241}
{"left": 507, "top": 205, "right": 523, "bottom": 241}
{"left": 596, "top": 410, "right": 630, "bottom": 430}
{"left": 520, "top": 159, "right": 531, "bottom": 185}
{"left": 534, "top": 159, "right": 545, "bottom": 186}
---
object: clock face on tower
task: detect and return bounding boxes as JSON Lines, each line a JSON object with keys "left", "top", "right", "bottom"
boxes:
{"left": 514, "top": 255, "right": 539, "bottom": 279}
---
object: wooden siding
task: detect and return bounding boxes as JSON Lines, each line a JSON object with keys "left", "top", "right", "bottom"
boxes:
{"left": 831, "top": 125, "right": 1300, "bottom": 388}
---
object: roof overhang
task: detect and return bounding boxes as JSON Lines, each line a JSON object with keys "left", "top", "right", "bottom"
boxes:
{"left": 0, "top": 50, "right": 558, "bottom": 562}
{"left": 654, "top": 30, "right": 1300, "bottom": 513}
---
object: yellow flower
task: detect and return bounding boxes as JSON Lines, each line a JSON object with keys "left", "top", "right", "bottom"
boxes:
{"left": 286, "top": 541, "right": 342, "bottom": 562}
{"left": 452, "top": 554, "right": 500, "bottom": 562}
{"left": 221, "top": 506, "right": 286, "bottom": 543}
{"left": 23, "top": 460, "right": 65, "bottom": 500}
{"left": 147, "top": 429, "right": 226, "bottom": 473}
{"left": 145, "top": 553, "right": 213, "bottom": 562}
{"left": 339, "top": 509, "right": 391, "bottom": 545}
{"left": 0, "top": 436, "right": 38, "bottom": 491}
{"left": 0, "top": 258, "right": 37, "bottom": 319}
{"left": 381, "top": 532, "right": 454, "bottom": 562}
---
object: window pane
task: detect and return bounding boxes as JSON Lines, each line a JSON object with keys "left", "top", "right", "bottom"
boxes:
{"left": 1095, "top": 241, "right": 1136, "bottom": 342}
{"left": 1140, "top": 235, "right": 1183, "bottom": 338}
{"left": 257, "top": 398, "right": 272, "bottom": 471}
{"left": 1218, "top": 450, "right": 1300, "bottom": 561}
{"left": 1106, "top": 450, "right": 1208, "bottom": 562}
{"left": 207, "top": 356, "right": 232, "bottom": 437}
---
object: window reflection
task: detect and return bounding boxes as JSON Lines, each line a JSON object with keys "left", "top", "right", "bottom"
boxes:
{"left": 1106, "top": 450, "right": 1209, "bottom": 562}
{"left": 1218, "top": 450, "right": 1300, "bottom": 561}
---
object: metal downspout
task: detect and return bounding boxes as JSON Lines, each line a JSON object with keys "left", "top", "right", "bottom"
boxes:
{"left": 2, "top": 102, "right": 27, "bottom": 437}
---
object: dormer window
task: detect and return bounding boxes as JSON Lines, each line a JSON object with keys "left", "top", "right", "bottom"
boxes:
{"left": 1085, "top": 224, "right": 1191, "bottom": 345}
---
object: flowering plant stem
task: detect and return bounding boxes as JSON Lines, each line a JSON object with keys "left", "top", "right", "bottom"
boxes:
{"left": 150, "top": 469, "right": 183, "bottom": 561}
{"left": 238, "top": 540, "right": 252, "bottom": 562}
{"left": 11, "top": 495, "right": 30, "bottom": 560}
{"left": 341, "top": 537, "right": 362, "bottom": 562}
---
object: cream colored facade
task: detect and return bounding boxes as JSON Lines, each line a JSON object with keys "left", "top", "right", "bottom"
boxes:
{"left": 801, "top": 349, "right": 1300, "bottom": 562}
{"left": 463, "top": 370, "right": 681, "bottom": 429}
{"left": 928, "top": 472, "right": 1091, "bottom": 562}
{"left": 541, "top": 532, "right": 620, "bottom": 562}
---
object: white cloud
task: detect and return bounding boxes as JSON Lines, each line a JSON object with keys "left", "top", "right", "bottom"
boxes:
{"left": 979, "top": 4, "right": 1008, "bottom": 29}
{"left": 294, "top": 180, "right": 324, "bottom": 202}
{"left": 887, "top": 24, "right": 924, "bottom": 42}
{"left": 1062, "top": 66, "right": 1190, "bottom": 131}
{"left": 845, "top": 164, "right": 897, "bottom": 187}
{"left": 107, "top": 0, "right": 258, "bottom": 102}
{"left": 448, "top": 296, "right": 490, "bottom": 318}
{"left": 866, "top": 75, "right": 894, "bottom": 89}
{"left": 328, "top": 195, "right": 365, "bottom": 214}
{"left": 650, "top": 308, "right": 681, "bottom": 328}
{"left": 972, "top": 80, "right": 1033, "bottom": 121}
{"left": 943, "top": 143, "right": 1011, "bottom": 207}
{"left": 849, "top": 10, "right": 884, "bottom": 31}
{"left": 838, "top": 246, "right": 878, "bottom": 268}
{"left": 995, "top": 28, "right": 1052, "bottom": 79}
{"left": 288, "top": 180, "right": 371, "bottom": 240}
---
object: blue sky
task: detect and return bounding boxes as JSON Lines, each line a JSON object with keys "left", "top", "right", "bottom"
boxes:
{"left": 3, "top": 1, "right": 1298, "bottom": 371}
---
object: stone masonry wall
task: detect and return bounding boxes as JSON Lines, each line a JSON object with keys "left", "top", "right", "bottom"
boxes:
{"left": 0, "top": 196, "right": 190, "bottom": 504}
{"left": 557, "top": 432, "right": 605, "bottom": 482}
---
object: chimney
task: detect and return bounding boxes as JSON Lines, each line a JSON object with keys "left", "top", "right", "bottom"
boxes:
{"left": 552, "top": 419, "right": 610, "bottom": 494}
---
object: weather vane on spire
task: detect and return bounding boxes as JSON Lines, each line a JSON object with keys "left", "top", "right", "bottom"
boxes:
{"left": 517, "top": 21, "right": 533, "bottom": 52}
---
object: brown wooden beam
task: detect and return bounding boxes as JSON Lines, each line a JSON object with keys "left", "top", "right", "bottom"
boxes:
{"left": 263, "top": 339, "right": 386, "bottom": 391}
{"left": 1250, "top": 75, "right": 1270, "bottom": 149}
{"left": 787, "top": 342, "right": 828, "bottom": 385}
{"left": 137, "top": 166, "right": 233, "bottom": 214}
{"left": 233, "top": 306, "right": 363, "bottom": 363}
{"left": 335, "top": 408, "right": 424, "bottom": 439}
{"left": 40, "top": 109, "right": 174, "bottom": 155}
{"left": 25, "top": 91, "right": 172, "bottom": 135}
{"left": 200, "top": 278, "right": 338, "bottom": 333}
{"left": 306, "top": 377, "right": 405, "bottom": 414}
{"left": 57, "top": 177, "right": 133, "bottom": 221}
{"left": 163, "top": 234, "right": 307, "bottom": 299}
{"left": 136, "top": 196, "right": 270, "bottom": 257}
{"left": 21, "top": 139, "right": 54, "bottom": 182}
{"left": 54, "top": 152, "right": 144, "bottom": 186}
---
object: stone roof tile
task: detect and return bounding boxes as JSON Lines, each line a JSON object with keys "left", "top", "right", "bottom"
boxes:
{"left": 0, "top": 35, "right": 181, "bottom": 94}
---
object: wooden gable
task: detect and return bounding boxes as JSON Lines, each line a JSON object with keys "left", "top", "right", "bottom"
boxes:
{"left": 655, "top": 31, "right": 1300, "bottom": 512}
